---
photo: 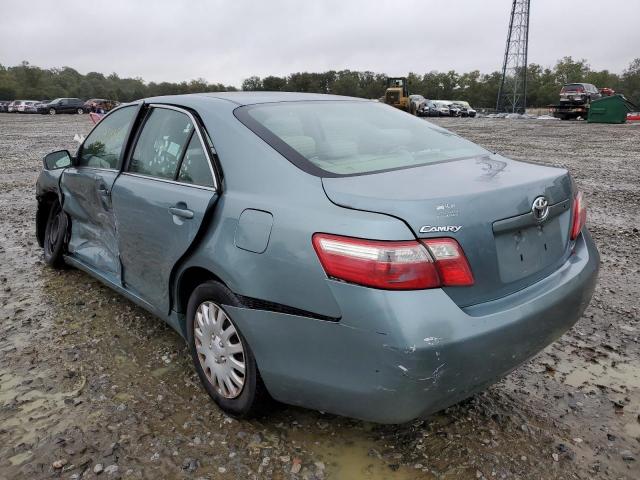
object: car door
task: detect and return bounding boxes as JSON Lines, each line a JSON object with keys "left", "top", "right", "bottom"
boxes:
{"left": 60, "top": 104, "right": 141, "bottom": 282}
{"left": 111, "top": 104, "right": 218, "bottom": 314}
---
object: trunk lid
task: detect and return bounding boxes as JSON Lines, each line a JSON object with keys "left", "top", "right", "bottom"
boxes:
{"left": 322, "top": 154, "right": 574, "bottom": 307}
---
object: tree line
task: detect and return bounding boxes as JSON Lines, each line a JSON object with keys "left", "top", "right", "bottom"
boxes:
{"left": 0, "top": 62, "right": 237, "bottom": 103}
{"left": 1, "top": 57, "right": 639, "bottom": 107}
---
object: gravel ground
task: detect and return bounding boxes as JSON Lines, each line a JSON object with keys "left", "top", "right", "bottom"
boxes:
{"left": 0, "top": 113, "right": 638, "bottom": 480}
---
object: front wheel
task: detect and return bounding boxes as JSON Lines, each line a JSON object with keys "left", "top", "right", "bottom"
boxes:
{"left": 186, "top": 281, "right": 271, "bottom": 418}
{"left": 49, "top": 108, "right": 56, "bottom": 115}
{"left": 76, "top": 108, "right": 84, "bottom": 114}
{"left": 43, "top": 202, "right": 68, "bottom": 268}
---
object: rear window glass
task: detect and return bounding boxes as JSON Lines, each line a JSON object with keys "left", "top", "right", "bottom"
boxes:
{"left": 236, "top": 101, "right": 487, "bottom": 176}
{"left": 561, "top": 84, "right": 584, "bottom": 92}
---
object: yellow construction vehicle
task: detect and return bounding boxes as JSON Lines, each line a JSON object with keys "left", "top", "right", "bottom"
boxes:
{"left": 384, "top": 77, "right": 411, "bottom": 113}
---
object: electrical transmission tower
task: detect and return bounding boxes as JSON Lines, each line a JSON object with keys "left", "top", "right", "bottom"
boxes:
{"left": 496, "top": 0, "right": 531, "bottom": 113}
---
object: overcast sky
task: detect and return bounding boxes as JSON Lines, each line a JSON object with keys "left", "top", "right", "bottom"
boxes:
{"left": 1, "top": 0, "right": 638, "bottom": 87}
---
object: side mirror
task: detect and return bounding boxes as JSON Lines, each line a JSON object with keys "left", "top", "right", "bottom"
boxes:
{"left": 43, "top": 150, "right": 72, "bottom": 170}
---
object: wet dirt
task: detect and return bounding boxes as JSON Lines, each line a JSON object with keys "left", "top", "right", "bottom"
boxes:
{"left": 1, "top": 113, "right": 638, "bottom": 479}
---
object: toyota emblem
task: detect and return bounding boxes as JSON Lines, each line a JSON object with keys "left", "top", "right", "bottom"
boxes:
{"left": 532, "top": 196, "right": 550, "bottom": 222}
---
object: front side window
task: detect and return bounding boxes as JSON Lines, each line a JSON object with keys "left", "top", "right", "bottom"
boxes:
{"left": 129, "top": 108, "right": 195, "bottom": 180}
{"left": 78, "top": 105, "right": 137, "bottom": 169}
{"left": 236, "top": 101, "right": 487, "bottom": 176}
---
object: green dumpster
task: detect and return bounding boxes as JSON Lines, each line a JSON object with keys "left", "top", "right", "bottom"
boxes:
{"left": 587, "top": 94, "right": 635, "bottom": 124}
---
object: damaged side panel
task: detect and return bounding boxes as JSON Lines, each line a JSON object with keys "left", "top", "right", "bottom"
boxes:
{"left": 225, "top": 305, "right": 412, "bottom": 423}
{"left": 225, "top": 304, "right": 461, "bottom": 424}
{"left": 60, "top": 168, "right": 121, "bottom": 282}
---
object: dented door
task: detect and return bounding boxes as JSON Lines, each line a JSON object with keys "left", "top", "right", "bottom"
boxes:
{"left": 61, "top": 168, "right": 121, "bottom": 280}
{"left": 60, "top": 105, "right": 140, "bottom": 282}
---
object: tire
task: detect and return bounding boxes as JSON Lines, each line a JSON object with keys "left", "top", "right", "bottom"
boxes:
{"left": 43, "top": 201, "right": 68, "bottom": 268}
{"left": 186, "top": 281, "right": 271, "bottom": 418}
{"left": 77, "top": 108, "right": 84, "bottom": 114}
{"left": 49, "top": 108, "right": 56, "bottom": 115}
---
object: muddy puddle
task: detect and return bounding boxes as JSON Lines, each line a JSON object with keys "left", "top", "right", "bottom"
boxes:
{"left": 1, "top": 114, "right": 639, "bottom": 479}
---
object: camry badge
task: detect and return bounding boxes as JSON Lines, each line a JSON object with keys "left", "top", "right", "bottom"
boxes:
{"left": 531, "top": 196, "right": 550, "bottom": 222}
{"left": 419, "top": 225, "right": 462, "bottom": 233}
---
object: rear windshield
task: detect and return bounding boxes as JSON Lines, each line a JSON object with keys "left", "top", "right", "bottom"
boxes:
{"left": 561, "top": 84, "right": 584, "bottom": 92}
{"left": 235, "top": 101, "right": 487, "bottom": 176}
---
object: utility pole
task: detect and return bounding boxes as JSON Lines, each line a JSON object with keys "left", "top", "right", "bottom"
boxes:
{"left": 496, "top": 0, "right": 530, "bottom": 113}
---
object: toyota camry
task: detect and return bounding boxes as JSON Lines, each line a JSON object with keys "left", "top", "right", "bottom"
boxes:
{"left": 35, "top": 92, "right": 599, "bottom": 423}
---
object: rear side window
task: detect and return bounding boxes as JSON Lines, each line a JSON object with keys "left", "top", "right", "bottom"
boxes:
{"left": 177, "top": 134, "right": 214, "bottom": 187}
{"left": 78, "top": 105, "right": 137, "bottom": 169}
{"left": 236, "top": 101, "right": 487, "bottom": 177}
{"left": 129, "top": 108, "right": 194, "bottom": 180}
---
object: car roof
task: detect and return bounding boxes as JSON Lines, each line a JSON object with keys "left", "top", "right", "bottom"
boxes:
{"left": 146, "top": 91, "right": 367, "bottom": 106}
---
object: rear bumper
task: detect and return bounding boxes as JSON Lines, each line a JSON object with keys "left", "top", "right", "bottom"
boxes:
{"left": 228, "top": 230, "right": 599, "bottom": 424}
{"left": 557, "top": 101, "right": 588, "bottom": 107}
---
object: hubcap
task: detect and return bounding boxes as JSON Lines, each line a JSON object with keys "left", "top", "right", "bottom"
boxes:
{"left": 194, "top": 301, "right": 246, "bottom": 399}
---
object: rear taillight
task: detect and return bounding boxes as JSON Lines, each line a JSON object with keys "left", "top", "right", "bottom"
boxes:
{"left": 421, "top": 238, "right": 474, "bottom": 286}
{"left": 312, "top": 234, "right": 473, "bottom": 290}
{"left": 570, "top": 191, "right": 587, "bottom": 240}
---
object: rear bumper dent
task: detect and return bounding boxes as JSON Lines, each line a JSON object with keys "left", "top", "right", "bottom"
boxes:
{"left": 228, "top": 230, "right": 599, "bottom": 423}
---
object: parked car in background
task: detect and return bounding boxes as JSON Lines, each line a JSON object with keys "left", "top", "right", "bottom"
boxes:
{"left": 451, "top": 103, "right": 468, "bottom": 117}
{"left": 448, "top": 102, "right": 462, "bottom": 117}
{"left": 408, "top": 94, "right": 427, "bottom": 115}
{"left": 452, "top": 101, "right": 477, "bottom": 117}
{"left": 8, "top": 100, "right": 37, "bottom": 113}
{"left": 35, "top": 92, "right": 598, "bottom": 423}
{"left": 19, "top": 101, "right": 40, "bottom": 113}
{"left": 432, "top": 100, "right": 452, "bottom": 116}
{"left": 84, "top": 98, "right": 119, "bottom": 113}
{"left": 417, "top": 100, "right": 437, "bottom": 117}
{"left": 0, "top": 101, "right": 10, "bottom": 112}
{"left": 441, "top": 101, "right": 462, "bottom": 117}
{"left": 38, "top": 98, "right": 87, "bottom": 115}
{"left": 10, "top": 100, "right": 40, "bottom": 113}
{"left": 559, "top": 83, "right": 601, "bottom": 105}
{"left": 35, "top": 99, "right": 51, "bottom": 110}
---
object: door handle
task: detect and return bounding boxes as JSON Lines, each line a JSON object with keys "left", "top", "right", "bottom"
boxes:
{"left": 97, "top": 184, "right": 110, "bottom": 196}
{"left": 169, "top": 206, "right": 194, "bottom": 219}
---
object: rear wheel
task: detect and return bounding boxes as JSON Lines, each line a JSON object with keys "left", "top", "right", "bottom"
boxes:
{"left": 76, "top": 108, "right": 84, "bottom": 114}
{"left": 43, "top": 201, "right": 67, "bottom": 268}
{"left": 186, "top": 281, "right": 271, "bottom": 417}
{"left": 49, "top": 108, "right": 56, "bottom": 115}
